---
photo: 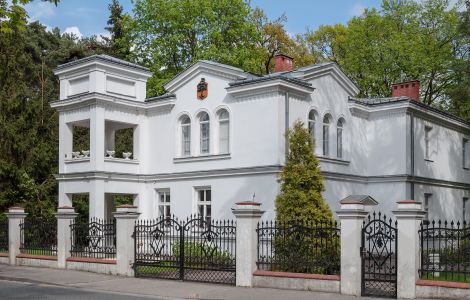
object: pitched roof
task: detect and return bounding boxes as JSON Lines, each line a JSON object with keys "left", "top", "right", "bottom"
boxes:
{"left": 55, "top": 54, "right": 151, "bottom": 72}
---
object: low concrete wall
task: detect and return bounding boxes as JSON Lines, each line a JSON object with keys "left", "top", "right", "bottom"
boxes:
{"left": 66, "top": 257, "right": 118, "bottom": 275}
{"left": 416, "top": 279, "right": 470, "bottom": 299}
{"left": 16, "top": 254, "right": 58, "bottom": 268}
{"left": 253, "top": 270, "right": 340, "bottom": 293}
{"left": 0, "top": 253, "right": 8, "bottom": 264}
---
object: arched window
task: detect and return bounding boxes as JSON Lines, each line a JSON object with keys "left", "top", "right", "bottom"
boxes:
{"left": 199, "top": 112, "right": 210, "bottom": 154}
{"left": 323, "top": 114, "right": 331, "bottom": 156}
{"left": 308, "top": 110, "right": 316, "bottom": 144}
{"left": 180, "top": 115, "right": 191, "bottom": 156}
{"left": 337, "top": 118, "right": 345, "bottom": 159}
{"left": 218, "top": 109, "right": 230, "bottom": 154}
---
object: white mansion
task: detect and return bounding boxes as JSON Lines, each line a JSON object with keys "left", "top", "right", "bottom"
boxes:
{"left": 52, "top": 54, "right": 470, "bottom": 221}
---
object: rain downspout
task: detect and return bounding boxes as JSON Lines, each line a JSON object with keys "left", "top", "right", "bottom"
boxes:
{"left": 285, "top": 91, "right": 290, "bottom": 162}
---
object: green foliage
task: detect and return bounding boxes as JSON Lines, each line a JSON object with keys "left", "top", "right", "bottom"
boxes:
{"left": 275, "top": 121, "right": 334, "bottom": 224}
{"left": 172, "top": 241, "right": 234, "bottom": 266}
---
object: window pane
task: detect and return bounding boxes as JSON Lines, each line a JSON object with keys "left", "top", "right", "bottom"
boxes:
{"left": 206, "top": 190, "right": 211, "bottom": 202}
{"left": 323, "top": 125, "right": 329, "bottom": 156}
{"left": 165, "top": 206, "right": 170, "bottom": 218}
{"left": 201, "top": 123, "right": 210, "bottom": 153}
{"left": 206, "top": 205, "right": 211, "bottom": 217}
{"left": 159, "top": 205, "right": 164, "bottom": 216}
{"left": 219, "top": 120, "right": 229, "bottom": 153}
{"left": 337, "top": 128, "right": 343, "bottom": 158}
{"left": 182, "top": 125, "right": 191, "bottom": 156}
{"left": 198, "top": 205, "right": 204, "bottom": 216}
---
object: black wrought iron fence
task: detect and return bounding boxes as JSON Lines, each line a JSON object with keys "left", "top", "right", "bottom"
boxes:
{"left": 70, "top": 218, "right": 116, "bottom": 259}
{"left": 257, "top": 220, "right": 340, "bottom": 275}
{"left": 419, "top": 220, "right": 470, "bottom": 283}
{"left": 0, "top": 220, "right": 8, "bottom": 253}
{"left": 20, "top": 218, "right": 57, "bottom": 256}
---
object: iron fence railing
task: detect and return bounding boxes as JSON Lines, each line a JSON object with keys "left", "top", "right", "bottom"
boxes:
{"left": 70, "top": 218, "right": 116, "bottom": 259}
{"left": 0, "top": 220, "right": 8, "bottom": 253}
{"left": 20, "top": 218, "right": 57, "bottom": 256}
{"left": 257, "top": 220, "right": 340, "bottom": 275}
{"left": 419, "top": 220, "right": 470, "bottom": 283}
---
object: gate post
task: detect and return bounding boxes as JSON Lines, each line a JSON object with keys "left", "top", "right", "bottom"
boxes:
{"left": 232, "top": 201, "right": 264, "bottom": 287}
{"left": 114, "top": 205, "right": 140, "bottom": 276}
{"left": 393, "top": 200, "right": 425, "bottom": 299}
{"left": 55, "top": 206, "right": 78, "bottom": 269}
{"left": 336, "top": 197, "right": 372, "bottom": 296}
{"left": 6, "top": 207, "right": 27, "bottom": 266}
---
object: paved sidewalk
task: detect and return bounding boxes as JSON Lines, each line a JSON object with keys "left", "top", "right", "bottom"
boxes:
{"left": 0, "top": 265, "right": 421, "bottom": 300}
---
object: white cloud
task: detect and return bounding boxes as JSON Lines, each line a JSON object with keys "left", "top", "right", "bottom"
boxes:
{"left": 63, "top": 26, "right": 83, "bottom": 39}
{"left": 26, "top": 1, "right": 56, "bottom": 21}
{"left": 350, "top": 3, "right": 366, "bottom": 17}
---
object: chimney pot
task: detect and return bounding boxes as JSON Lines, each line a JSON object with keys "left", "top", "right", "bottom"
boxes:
{"left": 274, "top": 54, "right": 293, "bottom": 73}
{"left": 391, "top": 80, "right": 420, "bottom": 101}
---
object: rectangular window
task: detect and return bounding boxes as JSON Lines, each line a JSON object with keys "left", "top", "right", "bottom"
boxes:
{"left": 219, "top": 120, "right": 229, "bottom": 154}
{"left": 424, "top": 126, "right": 432, "bottom": 160}
{"left": 158, "top": 190, "right": 171, "bottom": 219}
{"left": 182, "top": 125, "right": 191, "bottom": 156}
{"left": 463, "top": 138, "right": 469, "bottom": 169}
{"left": 201, "top": 123, "right": 210, "bottom": 154}
{"left": 197, "top": 188, "right": 211, "bottom": 224}
{"left": 424, "top": 193, "right": 432, "bottom": 222}
{"left": 464, "top": 197, "right": 468, "bottom": 223}
{"left": 337, "top": 127, "right": 343, "bottom": 159}
{"left": 323, "top": 125, "right": 329, "bottom": 156}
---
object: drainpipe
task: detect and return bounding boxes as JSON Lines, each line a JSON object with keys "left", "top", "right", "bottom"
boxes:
{"left": 285, "top": 91, "right": 290, "bottom": 162}
{"left": 410, "top": 112, "right": 415, "bottom": 200}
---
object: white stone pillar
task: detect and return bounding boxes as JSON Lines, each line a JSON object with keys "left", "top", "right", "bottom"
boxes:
{"left": 55, "top": 206, "right": 78, "bottom": 269}
{"left": 393, "top": 200, "right": 425, "bottom": 299}
{"left": 90, "top": 105, "right": 105, "bottom": 171}
{"left": 114, "top": 205, "right": 140, "bottom": 276}
{"left": 336, "top": 201, "right": 369, "bottom": 296}
{"left": 89, "top": 180, "right": 105, "bottom": 219}
{"left": 6, "top": 207, "right": 27, "bottom": 266}
{"left": 231, "top": 201, "right": 264, "bottom": 287}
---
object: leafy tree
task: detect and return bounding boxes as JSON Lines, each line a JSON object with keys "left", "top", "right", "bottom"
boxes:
{"left": 275, "top": 121, "right": 333, "bottom": 224}
{"left": 102, "top": 0, "right": 131, "bottom": 59}
{"left": 304, "top": 24, "right": 347, "bottom": 65}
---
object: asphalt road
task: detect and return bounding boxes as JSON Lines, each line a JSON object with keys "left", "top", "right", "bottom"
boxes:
{"left": 0, "top": 280, "right": 161, "bottom": 300}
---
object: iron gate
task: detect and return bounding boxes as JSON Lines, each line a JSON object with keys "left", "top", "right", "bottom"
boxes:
{"left": 134, "top": 216, "right": 236, "bottom": 285}
{"left": 361, "top": 212, "right": 398, "bottom": 298}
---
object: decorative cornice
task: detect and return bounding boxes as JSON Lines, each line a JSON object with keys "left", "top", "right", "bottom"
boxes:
{"left": 226, "top": 78, "right": 314, "bottom": 98}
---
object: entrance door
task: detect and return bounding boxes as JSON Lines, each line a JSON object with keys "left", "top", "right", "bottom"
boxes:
{"left": 361, "top": 212, "right": 398, "bottom": 298}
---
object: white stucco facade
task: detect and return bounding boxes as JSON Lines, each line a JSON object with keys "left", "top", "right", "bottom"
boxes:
{"left": 51, "top": 55, "right": 470, "bottom": 222}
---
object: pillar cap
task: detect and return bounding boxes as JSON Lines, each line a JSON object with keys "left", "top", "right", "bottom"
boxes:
{"left": 55, "top": 206, "right": 78, "bottom": 219}
{"left": 114, "top": 205, "right": 139, "bottom": 219}
{"left": 6, "top": 206, "right": 27, "bottom": 218}
{"left": 232, "top": 201, "right": 264, "bottom": 218}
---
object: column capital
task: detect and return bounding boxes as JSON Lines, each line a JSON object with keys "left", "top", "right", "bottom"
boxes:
{"left": 393, "top": 200, "right": 426, "bottom": 219}
{"left": 55, "top": 206, "right": 79, "bottom": 219}
{"left": 232, "top": 201, "right": 264, "bottom": 219}
{"left": 336, "top": 203, "right": 369, "bottom": 219}
{"left": 5, "top": 206, "right": 27, "bottom": 219}
{"left": 113, "top": 205, "right": 140, "bottom": 219}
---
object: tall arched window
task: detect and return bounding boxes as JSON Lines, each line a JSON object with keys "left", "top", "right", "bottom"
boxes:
{"left": 218, "top": 109, "right": 230, "bottom": 154}
{"left": 308, "top": 110, "right": 316, "bottom": 144}
{"left": 337, "top": 118, "right": 345, "bottom": 159}
{"left": 323, "top": 114, "right": 331, "bottom": 156}
{"left": 199, "top": 112, "right": 210, "bottom": 154}
{"left": 181, "top": 115, "right": 191, "bottom": 157}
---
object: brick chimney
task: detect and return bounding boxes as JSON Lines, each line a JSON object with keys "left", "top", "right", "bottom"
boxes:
{"left": 391, "top": 80, "right": 420, "bottom": 101}
{"left": 274, "top": 54, "right": 293, "bottom": 72}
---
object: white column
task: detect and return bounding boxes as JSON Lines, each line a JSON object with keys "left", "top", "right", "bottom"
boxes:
{"left": 90, "top": 105, "right": 105, "bottom": 171}
{"left": 55, "top": 206, "right": 78, "bottom": 269}
{"left": 90, "top": 180, "right": 105, "bottom": 219}
{"left": 114, "top": 205, "right": 140, "bottom": 276}
{"left": 6, "top": 207, "right": 27, "bottom": 266}
{"left": 58, "top": 184, "right": 72, "bottom": 207}
{"left": 393, "top": 200, "right": 425, "bottom": 299}
{"left": 231, "top": 201, "right": 264, "bottom": 287}
{"left": 336, "top": 201, "right": 369, "bottom": 296}
{"left": 58, "top": 116, "right": 72, "bottom": 172}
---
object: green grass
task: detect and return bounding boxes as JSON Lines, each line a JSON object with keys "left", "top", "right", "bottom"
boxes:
{"left": 135, "top": 263, "right": 179, "bottom": 275}
{"left": 422, "top": 272, "right": 470, "bottom": 283}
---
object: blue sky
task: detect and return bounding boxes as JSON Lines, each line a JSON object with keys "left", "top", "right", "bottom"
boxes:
{"left": 25, "top": 0, "right": 384, "bottom": 38}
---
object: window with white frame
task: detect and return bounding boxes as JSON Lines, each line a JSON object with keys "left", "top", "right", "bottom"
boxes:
{"left": 197, "top": 188, "right": 211, "bottom": 223}
{"left": 323, "top": 114, "right": 331, "bottom": 156}
{"left": 463, "top": 197, "right": 468, "bottom": 223}
{"left": 199, "top": 112, "right": 210, "bottom": 154}
{"left": 157, "top": 189, "right": 171, "bottom": 219}
{"left": 463, "top": 138, "right": 469, "bottom": 169}
{"left": 424, "top": 193, "right": 432, "bottom": 222}
{"left": 337, "top": 118, "right": 345, "bottom": 159}
{"left": 308, "top": 110, "right": 316, "bottom": 144}
{"left": 181, "top": 115, "right": 191, "bottom": 157}
{"left": 218, "top": 109, "right": 229, "bottom": 154}
{"left": 424, "top": 126, "right": 432, "bottom": 160}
